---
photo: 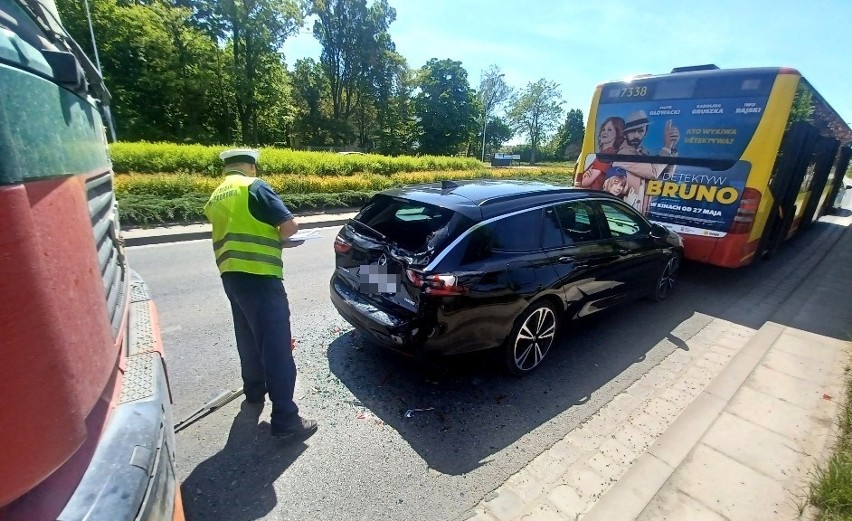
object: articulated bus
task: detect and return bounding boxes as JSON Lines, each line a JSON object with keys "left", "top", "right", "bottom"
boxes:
{"left": 575, "top": 65, "right": 852, "bottom": 268}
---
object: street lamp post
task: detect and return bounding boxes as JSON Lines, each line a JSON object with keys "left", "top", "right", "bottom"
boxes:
{"left": 481, "top": 73, "right": 504, "bottom": 163}
{"left": 481, "top": 108, "right": 488, "bottom": 163}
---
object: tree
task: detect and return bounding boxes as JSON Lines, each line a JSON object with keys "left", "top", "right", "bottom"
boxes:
{"left": 155, "top": 2, "right": 235, "bottom": 143}
{"left": 310, "top": 0, "right": 399, "bottom": 146}
{"left": 554, "top": 108, "right": 585, "bottom": 160}
{"left": 252, "top": 53, "right": 297, "bottom": 145}
{"left": 414, "top": 58, "right": 478, "bottom": 156}
{"left": 371, "top": 54, "right": 415, "bottom": 155}
{"left": 507, "top": 79, "right": 564, "bottom": 164}
{"left": 290, "top": 58, "right": 334, "bottom": 146}
{"left": 474, "top": 116, "right": 512, "bottom": 158}
{"left": 477, "top": 65, "right": 512, "bottom": 160}
{"left": 182, "top": 0, "right": 304, "bottom": 143}
{"left": 56, "top": 0, "right": 226, "bottom": 141}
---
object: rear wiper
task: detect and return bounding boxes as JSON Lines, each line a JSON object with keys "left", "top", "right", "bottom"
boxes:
{"left": 348, "top": 219, "right": 387, "bottom": 242}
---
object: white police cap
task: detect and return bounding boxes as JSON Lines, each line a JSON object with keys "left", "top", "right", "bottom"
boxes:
{"left": 219, "top": 148, "right": 260, "bottom": 165}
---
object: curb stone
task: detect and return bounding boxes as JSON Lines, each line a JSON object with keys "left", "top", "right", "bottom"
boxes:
{"left": 123, "top": 214, "right": 355, "bottom": 247}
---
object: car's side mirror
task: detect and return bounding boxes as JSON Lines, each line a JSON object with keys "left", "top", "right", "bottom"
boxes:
{"left": 650, "top": 223, "right": 668, "bottom": 239}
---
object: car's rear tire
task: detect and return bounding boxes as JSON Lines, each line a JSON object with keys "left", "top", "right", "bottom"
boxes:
{"left": 652, "top": 253, "right": 680, "bottom": 302}
{"left": 504, "top": 301, "right": 559, "bottom": 376}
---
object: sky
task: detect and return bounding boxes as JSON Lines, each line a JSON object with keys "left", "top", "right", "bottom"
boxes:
{"left": 282, "top": 0, "right": 852, "bottom": 144}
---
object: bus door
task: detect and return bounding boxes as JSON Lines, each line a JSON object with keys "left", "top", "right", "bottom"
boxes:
{"left": 801, "top": 137, "right": 840, "bottom": 227}
{"left": 761, "top": 121, "right": 820, "bottom": 257}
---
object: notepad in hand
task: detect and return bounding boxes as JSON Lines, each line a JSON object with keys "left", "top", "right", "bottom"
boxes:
{"left": 285, "top": 229, "right": 321, "bottom": 242}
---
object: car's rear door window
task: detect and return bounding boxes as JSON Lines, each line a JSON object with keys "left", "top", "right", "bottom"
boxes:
{"left": 543, "top": 202, "right": 602, "bottom": 247}
{"left": 597, "top": 201, "right": 648, "bottom": 238}
{"left": 462, "top": 209, "right": 543, "bottom": 264}
{"left": 492, "top": 210, "right": 542, "bottom": 251}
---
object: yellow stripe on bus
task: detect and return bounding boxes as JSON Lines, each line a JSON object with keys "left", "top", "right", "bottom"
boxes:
{"left": 738, "top": 72, "right": 800, "bottom": 243}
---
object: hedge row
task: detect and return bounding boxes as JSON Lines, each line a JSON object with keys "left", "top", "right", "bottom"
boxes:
{"left": 110, "top": 141, "right": 484, "bottom": 176}
{"left": 118, "top": 192, "right": 375, "bottom": 226}
{"left": 114, "top": 169, "right": 574, "bottom": 198}
{"left": 116, "top": 168, "right": 575, "bottom": 226}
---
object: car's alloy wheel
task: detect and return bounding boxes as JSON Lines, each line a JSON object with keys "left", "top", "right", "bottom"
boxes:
{"left": 505, "top": 302, "right": 558, "bottom": 375}
{"left": 653, "top": 254, "right": 680, "bottom": 302}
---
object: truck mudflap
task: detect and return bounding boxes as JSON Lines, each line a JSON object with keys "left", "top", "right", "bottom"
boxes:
{"left": 58, "top": 272, "right": 183, "bottom": 521}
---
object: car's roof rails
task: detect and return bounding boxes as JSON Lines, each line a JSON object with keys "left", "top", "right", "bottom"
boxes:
{"left": 477, "top": 187, "right": 583, "bottom": 206}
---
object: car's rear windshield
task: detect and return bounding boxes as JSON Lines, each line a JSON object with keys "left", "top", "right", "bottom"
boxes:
{"left": 352, "top": 194, "right": 474, "bottom": 253}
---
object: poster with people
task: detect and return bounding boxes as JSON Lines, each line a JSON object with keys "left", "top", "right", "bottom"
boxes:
{"left": 579, "top": 89, "right": 770, "bottom": 236}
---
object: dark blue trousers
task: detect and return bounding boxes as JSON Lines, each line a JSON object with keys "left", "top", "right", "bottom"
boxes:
{"left": 221, "top": 272, "right": 299, "bottom": 430}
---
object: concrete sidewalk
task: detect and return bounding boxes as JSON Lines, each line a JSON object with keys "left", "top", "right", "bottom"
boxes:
{"left": 122, "top": 209, "right": 358, "bottom": 247}
{"left": 587, "top": 323, "right": 847, "bottom": 521}
{"left": 463, "top": 212, "right": 852, "bottom": 521}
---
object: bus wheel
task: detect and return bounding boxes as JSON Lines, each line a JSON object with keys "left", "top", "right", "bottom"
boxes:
{"left": 652, "top": 254, "right": 680, "bottom": 302}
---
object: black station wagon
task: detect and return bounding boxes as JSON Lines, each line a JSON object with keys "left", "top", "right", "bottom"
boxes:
{"left": 329, "top": 180, "right": 683, "bottom": 375}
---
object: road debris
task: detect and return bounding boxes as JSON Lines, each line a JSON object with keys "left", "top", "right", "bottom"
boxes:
{"left": 355, "top": 410, "right": 385, "bottom": 426}
{"left": 404, "top": 407, "right": 434, "bottom": 418}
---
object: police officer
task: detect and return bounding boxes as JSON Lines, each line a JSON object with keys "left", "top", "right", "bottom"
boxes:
{"left": 203, "top": 148, "right": 317, "bottom": 439}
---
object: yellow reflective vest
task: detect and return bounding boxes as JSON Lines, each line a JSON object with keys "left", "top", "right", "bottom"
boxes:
{"left": 203, "top": 173, "right": 283, "bottom": 278}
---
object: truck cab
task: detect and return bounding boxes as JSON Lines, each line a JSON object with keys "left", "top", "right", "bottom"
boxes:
{"left": 0, "top": 0, "right": 183, "bottom": 518}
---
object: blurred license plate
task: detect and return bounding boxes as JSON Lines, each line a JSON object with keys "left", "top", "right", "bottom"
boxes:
{"left": 358, "top": 265, "right": 400, "bottom": 294}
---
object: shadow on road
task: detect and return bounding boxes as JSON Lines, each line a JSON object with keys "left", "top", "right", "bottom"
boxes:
{"left": 324, "top": 293, "right": 698, "bottom": 475}
{"left": 326, "top": 219, "right": 849, "bottom": 475}
{"left": 181, "top": 402, "right": 307, "bottom": 521}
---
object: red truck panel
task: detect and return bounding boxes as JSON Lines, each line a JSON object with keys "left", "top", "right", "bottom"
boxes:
{"left": 0, "top": 177, "right": 117, "bottom": 507}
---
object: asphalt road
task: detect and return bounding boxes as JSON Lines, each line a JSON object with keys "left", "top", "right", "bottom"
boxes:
{"left": 127, "top": 215, "right": 848, "bottom": 521}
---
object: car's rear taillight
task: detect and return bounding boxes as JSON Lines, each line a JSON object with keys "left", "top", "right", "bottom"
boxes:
{"left": 406, "top": 270, "right": 468, "bottom": 296}
{"left": 334, "top": 235, "right": 352, "bottom": 253}
{"left": 406, "top": 269, "right": 423, "bottom": 285}
{"left": 729, "top": 188, "right": 762, "bottom": 234}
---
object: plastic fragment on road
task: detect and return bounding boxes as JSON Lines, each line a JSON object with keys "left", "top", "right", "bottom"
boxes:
{"left": 404, "top": 407, "right": 435, "bottom": 418}
{"left": 355, "top": 410, "right": 385, "bottom": 426}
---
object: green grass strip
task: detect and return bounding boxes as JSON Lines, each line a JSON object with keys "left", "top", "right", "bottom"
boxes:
{"left": 810, "top": 364, "right": 852, "bottom": 520}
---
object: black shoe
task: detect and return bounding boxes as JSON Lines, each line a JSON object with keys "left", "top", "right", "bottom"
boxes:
{"left": 272, "top": 417, "right": 318, "bottom": 439}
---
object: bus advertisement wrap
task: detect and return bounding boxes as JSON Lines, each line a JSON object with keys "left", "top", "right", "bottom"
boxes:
{"left": 578, "top": 68, "right": 852, "bottom": 268}
{"left": 580, "top": 94, "right": 768, "bottom": 236}
{"left": 646, "top": 161, "right": 750, "bottom": 237}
